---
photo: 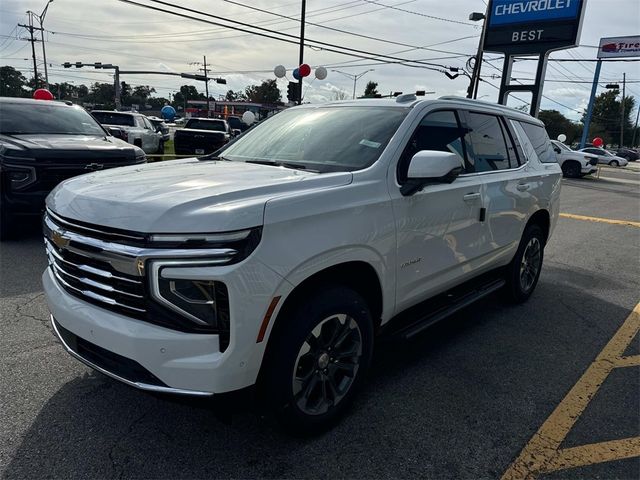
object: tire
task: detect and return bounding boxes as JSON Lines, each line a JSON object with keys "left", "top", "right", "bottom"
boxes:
{"left": 157, "top": 140, "right": 165, "bottom": 155}
{"left": 561, "top": 161, "right": 581, "bottom": 178}
{"left": 263, "top": 286, "right": 374, "bottom": 434}
{"left": 504, "top": 224, "right": 545, "bottom": 303}
{"left": 609, "top": 160, "right": 619, "bottom": 167}
{"left": 0, "top": 202, "right": 15, "bottom": 241}
{"left": 133, "top": 139, "right": 142, "bottom": 148}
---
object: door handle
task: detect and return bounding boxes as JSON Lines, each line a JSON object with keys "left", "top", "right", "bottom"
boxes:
{"left": 517, "top": 183, "right": 530, "bottom": 191}
{"left": 463, "top": 192, "right": 481, "bottom": 203}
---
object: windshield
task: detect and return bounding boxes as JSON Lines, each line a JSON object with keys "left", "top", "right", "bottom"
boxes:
{"left": 219, "top": 106, "right": 408, "bottom": 172}
{"left": 91, "top": 112, "right": 135, "bottom": 127}
{"left": 186, "top": 119, "right": 226, "bottom": 131}
{"left": 552, "top": 141, "right": 570, "bottom": 151}
{"left": 0, "top": 102, "right": 106, "bottom": 135}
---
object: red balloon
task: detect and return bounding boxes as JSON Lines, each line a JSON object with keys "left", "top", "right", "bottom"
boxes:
{"left": 592, "top": 137, "right": 604, "bottom": 148}
{"left": 298, "top": 63, "right": 311, "bottom": 77}
{"left": 33, "top": 89, "right": 54, "bottom": 101}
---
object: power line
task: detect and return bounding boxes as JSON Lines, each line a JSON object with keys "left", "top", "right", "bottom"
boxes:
{"left": 361, "top": 0, "right": 477, "bottom": 26}
{"left": 116, "top": 0, "right": 461, "bottom": 73}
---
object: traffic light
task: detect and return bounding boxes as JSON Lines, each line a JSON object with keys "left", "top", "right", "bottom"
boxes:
{"left": 287, "top": 81, "right": 300, "bottom": 102}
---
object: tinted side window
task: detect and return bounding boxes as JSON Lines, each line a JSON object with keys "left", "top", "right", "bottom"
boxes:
{"left": 519, "top": 121, "right": 556, "bottom": 163}
{"left": 465, "top": 113, "right": 512, "bottom": 172}
{"left": 397, "top": 110, "right": 467, "bottom": 183}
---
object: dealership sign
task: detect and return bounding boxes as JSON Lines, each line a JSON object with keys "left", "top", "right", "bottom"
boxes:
{"left": 597, "top": 36, "right": 640, "bottom": 58}
{"left": 484, "top": 0, "right": 586, "bottom": 54}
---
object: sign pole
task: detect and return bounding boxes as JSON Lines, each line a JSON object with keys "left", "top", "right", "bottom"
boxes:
{"left": 580, "top": 59, "right": 602, "bottom": 149}
{"left": 620, "top": 72, "right": 625, "bottom": 147}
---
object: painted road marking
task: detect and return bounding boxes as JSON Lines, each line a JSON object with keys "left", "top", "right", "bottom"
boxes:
{"left": 502, "top": 302, "right": 640, "bottom": 479}
{"left": 559, "top": 213, "right": 640, "bottom": 228}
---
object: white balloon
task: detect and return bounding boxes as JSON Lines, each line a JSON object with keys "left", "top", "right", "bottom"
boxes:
{"left": 315, "top": 66, "right": 328, "bottom": 80}
{"left": 242, "top": 111, "right": 256, "bottom": 125}
{"left": 557, "top": 134, "right": 567, "bottom": 142}
{"left": 273, "top": 65, "right": 286, "bottom": 78}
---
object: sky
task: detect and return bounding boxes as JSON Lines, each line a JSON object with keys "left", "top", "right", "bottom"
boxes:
{"left": 1, "top": 0, "right": 639, "bottom": 121}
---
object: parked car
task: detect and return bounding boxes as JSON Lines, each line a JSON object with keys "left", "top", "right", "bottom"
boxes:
{"left": 0, "top": 97, "right": 146, "bottom": 240}
{"left": 146, "top": 116, "right": 170, "bottom": 143}
{"left": 226, "top": 115, "right": 249, "bottom": 134}
{"left": 550, "top": 140, "right": 598, "bottom": 178}
{"left": 43, "top": 95, "right": 561, "bottom": 431}
{"left": 173, "top": 118, "right": 231, "bottom": 156}
{"left": 91, "top": 110, "right": 163, "bottom": 154}
{"left": 579, "top": 147, "right": 629, "bottom": 167}
{"left": 615, "top": 147, "right": 639, "bottom": 161}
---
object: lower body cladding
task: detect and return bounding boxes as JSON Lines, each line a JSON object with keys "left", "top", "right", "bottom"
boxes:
{"left": 42, "top": 260, "right": 287, "bottom": 395}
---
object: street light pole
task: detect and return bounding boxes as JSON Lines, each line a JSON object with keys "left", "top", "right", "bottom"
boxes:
{"left": 620, "top": 72, "right": 626, "bottom": 147}
{"left": 37, "top": 0, "right": 53, "bottom": 90}
{"left": 467, "top": 6, "right": 489, "bottom": 99}
{"left": 331, "top": 69, "right": 374, "bottom": 99}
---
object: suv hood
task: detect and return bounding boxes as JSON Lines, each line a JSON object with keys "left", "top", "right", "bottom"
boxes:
{"left": 47, "top": 158, "right": 352, "bottom": 232}
{"left": 0, "top": 134, "right": 132, "bottom": 153}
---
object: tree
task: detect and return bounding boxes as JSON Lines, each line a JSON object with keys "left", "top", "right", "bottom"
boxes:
{"left": 0, "top": 66, "right": 29, "bottom": 97}
{"left": 173, "top": 84, "right": 205, "bottom": 108}
{"left": 244, "top": 79, "right": 281, "bottom": 104}
{"left": 331, "top": 89, "right": 349, "bottom": 101}
{"left": 538, "top": 110, "right": 581, "bottom": 144}
{"left": 132, "top": 85, "right": 156, "bottom": 100}
{"left": 119, "top": 81, "right": 132, "bottom": 104}
{"left": 363, "top": 81, "right": 379, "bottom": 98}
{"left": 582, "top": 90, "right": 636, "bottom": 147}
{"left": 147, "top": 97, "right": 170, "bottom": 109}
{"left": 88, "top": 82, "right": 115, "bottom": 107}
{"left": 225, "top": 89, "right": 246, "bottom": 101}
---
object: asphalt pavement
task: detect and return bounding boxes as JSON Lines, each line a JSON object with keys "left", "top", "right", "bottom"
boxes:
{"left": 1, "top": 171, "right": 638, "bottom": 479}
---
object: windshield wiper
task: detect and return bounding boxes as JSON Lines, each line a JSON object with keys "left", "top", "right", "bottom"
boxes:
{"left": 245, "top": 159, "right": 317, "bottom": 172}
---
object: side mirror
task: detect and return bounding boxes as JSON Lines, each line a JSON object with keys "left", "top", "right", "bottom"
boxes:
{"left": 107, "top": 127, "right": 124, "bottom": 139}
{"left": 401, "top": 151, "right": 463, "bottom": 196}
{"left": 553, "top": 147, "right": 561, "bottom": 154}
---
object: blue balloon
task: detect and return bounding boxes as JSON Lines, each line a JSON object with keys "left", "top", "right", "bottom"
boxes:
{"left": 161, "top": 105, "right": 176, "bottom": 121}
{"left": 292, "top": 68, "right": 301, "bottom": 80}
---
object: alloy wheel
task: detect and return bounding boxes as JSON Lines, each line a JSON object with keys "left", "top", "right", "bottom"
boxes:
{"left": 292, "top": 314, "right": 363, "bottom": 416}
{"left": 520, "top": 237, "right": 542, "bottom": 292}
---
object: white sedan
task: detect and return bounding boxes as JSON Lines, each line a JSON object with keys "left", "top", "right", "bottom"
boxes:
{"left": 579, "top": 147, "right": 629, "bottom": 167}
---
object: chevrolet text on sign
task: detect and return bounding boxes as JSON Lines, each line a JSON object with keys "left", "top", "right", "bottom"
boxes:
{"left": 484, "top": 0, "right": 586, "bottom": 55}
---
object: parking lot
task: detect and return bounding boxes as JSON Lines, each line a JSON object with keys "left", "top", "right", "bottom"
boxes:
{"left": 0, "top": 168, "right": 638, "bottom": 479}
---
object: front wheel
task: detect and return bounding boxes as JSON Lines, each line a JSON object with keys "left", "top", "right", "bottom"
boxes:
{"left": 561, "top": 161, "right": 581, "bottom": 178}
{"left": 0, "top": 202, "right": 15, "bottom": 241}
{"left": 156, "top": 140, "right": 165, "bottom": 155}
{"left": 504, "top": 224, "right": 545, "bottom": 303}
{"left": 609, "top": 160, "right": 619, "bottom": 167}
{"left": 263, "top": 286, "right": 374, "bottom": 434}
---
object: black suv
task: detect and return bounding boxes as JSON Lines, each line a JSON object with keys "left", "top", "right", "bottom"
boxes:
{"left": 0, "top": 97, "right": 146, "bottom": 239}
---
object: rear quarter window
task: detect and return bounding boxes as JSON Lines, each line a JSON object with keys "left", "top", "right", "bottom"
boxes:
{"left": 518, "top": 121, "right": 556, "bottom": 163}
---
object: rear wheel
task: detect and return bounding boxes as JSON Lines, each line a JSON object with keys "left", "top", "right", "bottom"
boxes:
{"left": 609, "top": 160, "right": 619, "bottom": 167}
{"left": 157, "top": 140, "right": 165, "bottom": 155}
{"left": 504, "top": 224, "right": 545, "bottom": 303}
{"left": 561, "top": 161, "right": 581, "bottom": 178}
{"left": 263, "top": 286, "right": 374, "bottom": 434}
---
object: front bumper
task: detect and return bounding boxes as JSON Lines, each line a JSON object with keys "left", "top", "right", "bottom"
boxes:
{"left": 43, "top": 260, "right": 286, "bottom": 394}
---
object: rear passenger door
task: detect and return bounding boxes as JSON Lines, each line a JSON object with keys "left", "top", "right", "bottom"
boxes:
{"left": 460, "top": 111, "right": 532, "bottom": 258}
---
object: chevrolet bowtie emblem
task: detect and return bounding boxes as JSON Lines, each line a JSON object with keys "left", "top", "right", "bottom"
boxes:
{"left": 84, "top": 163, "right": 104, "bottom": 171}
{"left": 51, "top": 229, "right": 69, "bottom": 250}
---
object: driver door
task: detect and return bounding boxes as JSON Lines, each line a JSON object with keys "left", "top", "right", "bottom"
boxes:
{"left": 390, "top": 109, "right": 487, "bottom": 312}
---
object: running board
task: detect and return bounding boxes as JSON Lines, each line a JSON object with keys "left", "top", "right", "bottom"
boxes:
{"left": 386, "top": 277, "right": 506, "bottom": 340}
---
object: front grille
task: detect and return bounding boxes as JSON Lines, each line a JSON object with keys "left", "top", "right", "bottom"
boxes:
{"left": 43, "top": 210, "right": 237, "bottom": 346}
{"left": 45, "top": 237, "right": 147, "bottom": 319}
{"left": 589, "top": 157, "right": 598, "bottom": 166}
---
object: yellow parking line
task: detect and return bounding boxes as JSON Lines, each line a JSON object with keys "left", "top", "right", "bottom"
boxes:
{"left": 502, "top": 302, "right": 640, "bottom": 479}
{"left": 559, "top": 213, "right": 640, "bottom": 228}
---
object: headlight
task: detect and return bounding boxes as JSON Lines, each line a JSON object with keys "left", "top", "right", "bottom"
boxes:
{"left": 6, "top": 165, "right": 37, "bottom": 190}
{"left": 150, "top": 260, "right": 231, "bottom": 348}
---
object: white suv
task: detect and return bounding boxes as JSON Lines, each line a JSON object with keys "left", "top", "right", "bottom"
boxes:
{"left": 91, "top": 111, "right": 163, "bottom": 154}
{"left": 43, "top": 96, "right": 561, "bottom": 431}
{"left": 551, "top": 140, "right": 598, "bottom": 178}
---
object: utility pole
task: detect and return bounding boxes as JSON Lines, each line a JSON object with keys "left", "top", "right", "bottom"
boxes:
{"left": 203, "top": 56, "right": 210, "bottom": 117}
{"left": 32, "top": 0, "right": 54, "bottom": 90}
{"left": 19, "top": 14, "right": 41, "bottom": 90}
{"left": 298, "top": 0, "right": 306, "bottom": 105}
{"left": 620, "top": 72, "right": 626, "bottom": 147}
